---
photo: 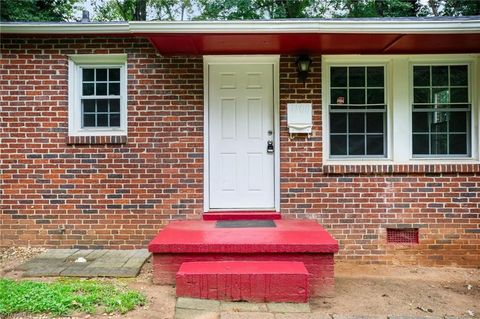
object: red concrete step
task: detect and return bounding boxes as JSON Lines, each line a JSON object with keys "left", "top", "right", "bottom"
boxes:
{"left": 203, "top": 211, "right": 281, "bottom": 220}
{"left": 176, "top": 261, "right": 309, "bottom": 303}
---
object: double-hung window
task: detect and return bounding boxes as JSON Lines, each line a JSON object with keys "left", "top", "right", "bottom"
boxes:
{"left": 68, "top": 54, "right": 127, "bottom": 136}
{"left": 412, "top": 64, "right": 471, "bottom": 157}
{"left": 329, "top": 65, "right": 387, "bottom": 157}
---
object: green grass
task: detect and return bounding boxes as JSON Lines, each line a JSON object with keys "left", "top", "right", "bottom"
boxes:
{"left": 0, "top": 278, "right": 146, "bottom": 316}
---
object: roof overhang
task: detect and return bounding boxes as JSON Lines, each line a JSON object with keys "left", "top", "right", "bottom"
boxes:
{"left": 2, "top": 18, "right": 480, "bottom": 55}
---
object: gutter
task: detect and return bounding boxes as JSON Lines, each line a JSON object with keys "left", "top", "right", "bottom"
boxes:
{"left": 1, "top": 19, "right": 480, "bottom": 35}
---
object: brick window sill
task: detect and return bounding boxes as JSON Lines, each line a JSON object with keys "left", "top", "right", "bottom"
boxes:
{"left": 66, "top": 135, "right": 127, "bottom": 145}
{"left": 322, "top": 163, "right": 480, "bottom": 174}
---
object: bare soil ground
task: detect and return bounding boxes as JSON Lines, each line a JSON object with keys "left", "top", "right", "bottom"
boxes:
{"left": 1, "top": 248, "right": 479, "bottom": 319}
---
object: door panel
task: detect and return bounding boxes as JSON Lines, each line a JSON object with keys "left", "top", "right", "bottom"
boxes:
{"left": 209, "top": 63, "right": 274, "bottom": 209}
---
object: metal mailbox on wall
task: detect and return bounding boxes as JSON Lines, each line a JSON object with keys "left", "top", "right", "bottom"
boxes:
{"left": 287, "top": 103, "right": 313, "bottom": 134}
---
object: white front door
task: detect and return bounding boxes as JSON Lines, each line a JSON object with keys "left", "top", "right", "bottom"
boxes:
{"left": 209, "top": 63, "right": 275, "bottom": 209}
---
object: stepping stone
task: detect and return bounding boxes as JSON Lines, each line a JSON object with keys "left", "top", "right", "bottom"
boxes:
{"left": 17, "top": 249, "right": 150, "bottom": 278}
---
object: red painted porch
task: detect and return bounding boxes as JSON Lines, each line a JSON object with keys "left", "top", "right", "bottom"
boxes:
{"left": 148, "top": 219, "right": 339, "bottom": 301}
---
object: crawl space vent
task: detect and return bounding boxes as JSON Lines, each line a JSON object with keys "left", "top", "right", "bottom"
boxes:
{"left": 387, "top": 228, "right": 419, "bottom": 244}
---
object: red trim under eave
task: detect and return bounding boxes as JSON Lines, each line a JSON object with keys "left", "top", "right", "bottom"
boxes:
{"left": 141, "top": 32, "right": 480, "bottom": 55}
{"left": 3, "top": 32, "right": 479, "bottom": 55}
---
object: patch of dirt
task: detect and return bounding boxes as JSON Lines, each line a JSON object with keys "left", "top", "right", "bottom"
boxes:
{"left": 1, "top": 248, "right": 479, "bottom": 319}
{"left": 311, "top": 261, "right": 480, "bottom": 318}
{"left": 0, "top": 247, "right": 46, "bottom": 278}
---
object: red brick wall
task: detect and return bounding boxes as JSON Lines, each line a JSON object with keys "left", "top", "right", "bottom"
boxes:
{"left": 1, "top": 37, "right": 479, "bottom": 267}
{"left": 1, "top": 36, "right": 204, "bottom": 249}
{"left": 279, "top": 56, "right": 480, "bottom": 267}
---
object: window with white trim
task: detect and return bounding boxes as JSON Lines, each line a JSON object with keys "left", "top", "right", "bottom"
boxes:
{"left": 68, "top": 54, "right": 127, "bottom": 136}
{"left": 329, "top": 65, "right": 387, "bottom": 157}
{"left": 412, "top": 64, "right": 471, "bottom": 156}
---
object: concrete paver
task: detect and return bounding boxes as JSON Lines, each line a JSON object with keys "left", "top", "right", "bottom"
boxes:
{"left": 333, "top": 316, "right": 385, "bottom": 319}
{"left": 276, "top": 314, "right": 330, "bottom": 319}
{"left": 220, "top": 312, "right": 275, "bottom": 319}
{"left": 220, "top": 302, "right": 268, "bottom": 312}
{"left": 177, "top": 297, "right": 221, "bottom": 311}
{"left": 267, "top": 302, "right": 311, "bottom": 313}
{"left": 175, "top": 308, "right": 219, "bottom": 319}
{"left": 17, "top": 249, "right": 150, "bottom": 278}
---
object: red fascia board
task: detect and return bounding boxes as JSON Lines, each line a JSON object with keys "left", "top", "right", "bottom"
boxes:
{"left": 142, "top": 32, "right": 480, "bottom": 55}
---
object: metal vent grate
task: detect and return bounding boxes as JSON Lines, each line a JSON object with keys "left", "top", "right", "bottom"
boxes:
{"left": 387, "top": 228, "right": 419, "bottom": 244}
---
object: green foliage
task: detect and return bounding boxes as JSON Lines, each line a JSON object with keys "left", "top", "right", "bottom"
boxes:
{"left": 195, "top": 0, "right": 326, "bottom": 20}
{"left": 93, "top": 0, "right": 194, "bottom": 21}
{"left": 0, "top": 0, "right": 79, "bottom": 21}
{"left": 93, "top": 0, "right": 145, "bottom": 21}
{"left": 0, "top": 278, "right": 146, "bottom": 316}
{"left": 443, "top": 0, "right": 480, "bottom": 16}
{"left": 331, "top": 0, "right": 420, "bottom": 18}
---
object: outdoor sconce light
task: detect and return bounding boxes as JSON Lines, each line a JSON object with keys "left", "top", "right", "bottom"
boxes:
{"left": 296, "top": 55, "right": 312, "bottom": 82}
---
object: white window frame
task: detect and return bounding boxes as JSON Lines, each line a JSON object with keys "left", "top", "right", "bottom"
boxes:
{"left": 408, "top": 58, "right": 476, "bottom": 160}
{"left": 322, "top": 56, "right": 394, "bottom": 164}
{"left": 328, "top": 63, "right": 389, "bottom": 159}
{"left": 68, "top": 54, "right": 128, "bottom": 136}
{"left": 322, "top": 54, "right": 480, "bottom": 165}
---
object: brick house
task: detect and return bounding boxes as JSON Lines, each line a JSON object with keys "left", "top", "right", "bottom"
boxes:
{"left": 1, "top": 17, "right": 479, "bottom": 271}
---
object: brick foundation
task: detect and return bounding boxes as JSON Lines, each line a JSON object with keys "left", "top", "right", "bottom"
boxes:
{"left": 1, "top": 36, "right": 479, "bottom": 267}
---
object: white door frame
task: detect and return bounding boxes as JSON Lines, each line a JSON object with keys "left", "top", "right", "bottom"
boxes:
{"left": 203, "top": 55, "right": 281, "bottom": 212}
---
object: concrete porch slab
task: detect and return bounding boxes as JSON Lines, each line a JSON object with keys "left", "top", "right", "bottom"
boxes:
{"left": 17, "top": 249, "right": 150, "bottom": 278}
{"left": 148, "top": 220, "right": 339, "bottom": 253}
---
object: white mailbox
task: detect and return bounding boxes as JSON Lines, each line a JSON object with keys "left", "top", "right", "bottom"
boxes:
{"left": 287, "top": 103, "right": 313, "bottom": 134}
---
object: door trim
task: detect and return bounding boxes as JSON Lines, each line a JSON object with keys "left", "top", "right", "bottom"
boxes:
{"left": 203, "top": 55, "right": 280, "bottom": 212}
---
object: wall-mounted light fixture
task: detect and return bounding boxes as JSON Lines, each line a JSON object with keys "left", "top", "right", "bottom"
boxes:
{"left": 296, "top": 55, "right": 312, "bottom": 82}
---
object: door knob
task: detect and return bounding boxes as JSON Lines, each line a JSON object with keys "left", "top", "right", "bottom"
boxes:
{"left": 267, "top": 140, "right": 274, "bottom": 153}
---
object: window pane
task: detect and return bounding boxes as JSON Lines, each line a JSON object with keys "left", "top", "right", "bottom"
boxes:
{"left": 349, "top": 135, "right": 365, "bottom": 155}
{"left": 450, "top": 88, "right": 468, "bottom": 103}
{"left": 449, "top": 112, "right": 467, "bottom": 132}
{"left": 349, "top": 67, "right": 365, "bottom": 87}
{"left": 331, "top": 89, "right": 347, "bottom": 104}
{"left": 414, "top": 88, "right": 430, "bottom": 103}
{"left": 431, "top": 134, "right": 448, "bottom": 154}
{"left": 366, "top": 113, "right": 384, "bottom": 133}
{"left": 432, "top": 66, "right": 448, "bottom": 86}
{"left": 367, "top": 89, "right": 384, "bottom": 104}
{"left": 109, "top": 99, "right": 120, "bottom": 113}
{"left": 83, "top": 99, "right": 95, "bottom": 113}
{"left": 109, "top": 68, "right": 120, "bottom": 81}
{"left": 96, "top": 83, "right": 107, "bottom": 96}
{"left": 83, "top": 83, "right": 94, "bottom": 96}
{"left": 367, "top": 67, "right": 384, "bottom": 87}
{"left": 83, "top": 114, "right": 96, "bottom": 127}
{"left": 348, "top": 113, "right": 365, "bottom": 133}
{"left": 432, "top": 88, "right": 449, "bottom": 104}
{"left": 450, "top": 65, "right": 468, "bottom": 86}
{"left": 110, "top": 114, "right": 120, "bottom": 127}
{"left": 367, "top": 135, "right": 384, "bottom": 155}
{"left": 83, "top": 68, "right": 94, "bottom": 81}
{"left": 413, "top": 134, "right": 429, "bottom": 155}
{"left": 349, "top": 89, "right": 365, "bottom": 104}
{"left": 97, "top": 99, "right": 108, "bottom": 112}
{"left": 331, "top": 67, "right": 347, "bottom": 87}
{"left": 331, "top": 135, "right": 347, "bottom": 155}
{"left": 413, "top": 66, "right": 430, "bottom": 86}
{"left": 412, "top": 112, "right": 428, "bottom": 132}
{"left": 96, "top": 69, "right": 107, "bottom": 81}
{"left": 330, "top": 113, "right": 347, "bottom": 133}
{"left": 449, "top": 134, "right": 467, "bottom": 154}
{"left": 97, "top": 114, "right": 109, "bottom": 127}
{"left": 109, "top": 83, "right": 120, "bottom": 95}
{"left": 430, "top": 112, "right": 448, "bottom": 133}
